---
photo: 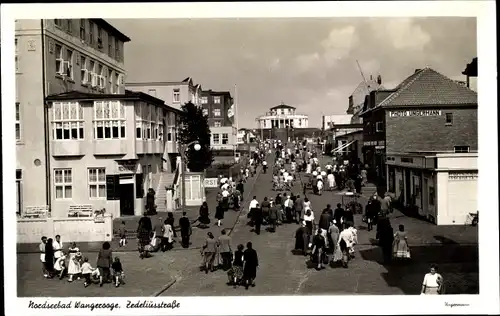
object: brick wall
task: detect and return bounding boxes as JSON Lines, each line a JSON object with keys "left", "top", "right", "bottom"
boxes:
{"left": 385, "top": 107, "right": 478, "bottom": 153}
{"left": 362, "top": 108, "right": 386, "bottom": 142}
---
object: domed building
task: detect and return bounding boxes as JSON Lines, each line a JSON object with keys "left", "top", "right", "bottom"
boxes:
{"left": 256, "top": 102, "right": 309, "bottom": 129}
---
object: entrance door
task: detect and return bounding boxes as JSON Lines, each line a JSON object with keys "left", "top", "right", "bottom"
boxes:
{"left": 119, "top": 183, "right": 135, "bottom": 216}
{"left": 405, "top": 169, "right": 411, "bottom": 206}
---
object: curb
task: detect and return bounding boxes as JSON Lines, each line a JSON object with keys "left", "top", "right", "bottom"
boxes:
{"left": 151, "top": 278, "right": 177, "bottom": 297}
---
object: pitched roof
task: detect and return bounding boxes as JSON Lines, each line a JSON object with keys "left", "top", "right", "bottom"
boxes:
{"left": 270, "top": 103, "right": 296, "bottom": 110}
{"left": 377, "top": 67, "right": 478, "bottom": 108}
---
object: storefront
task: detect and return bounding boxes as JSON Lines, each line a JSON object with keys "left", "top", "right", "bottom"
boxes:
{"left": 386, "top": 153, "right": 477, "bottom": 225}
{"left": 363, "top": 140, "right": 386, "bottom": 187}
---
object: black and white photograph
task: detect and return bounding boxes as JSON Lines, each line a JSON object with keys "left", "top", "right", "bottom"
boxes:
{"left": 1, "top": 1, "right": 498, "bottom": 315}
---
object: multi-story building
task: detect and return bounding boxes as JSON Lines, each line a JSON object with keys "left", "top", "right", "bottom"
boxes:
{"left": 125, "top": 77, "right": 203, "bottom": 110}
{"left": 200, "top": 90, "right": 237, "bottom": 151}
{"left": 256, "top": 103, "right": 309, "bottom": 129}
{"left": 42, "top": 90, "right": 182, "bottom": 218}
{"left": 16, "top": 19, "right": 130, "bottom": 217}
{"left": 360, "top": 67, "right": 478, "bottom": 225}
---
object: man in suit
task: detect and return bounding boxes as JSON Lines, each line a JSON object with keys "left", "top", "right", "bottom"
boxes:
{"left": 217, "top": 229, "right": 233, "bottom": 271}
{"left": 179, "top": 212, "right": 192, "bottom": 248}
{"left": 294, "top": 194, "right": 304, "bottom": 224}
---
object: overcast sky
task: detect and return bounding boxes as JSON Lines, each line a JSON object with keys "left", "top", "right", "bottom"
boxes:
{"left": 109, "top": 17, "right": 477, "bottom": 128}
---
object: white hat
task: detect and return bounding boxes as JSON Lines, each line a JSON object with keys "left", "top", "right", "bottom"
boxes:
{"left": 312, "top": 171, "right": 318, "bottom": 176}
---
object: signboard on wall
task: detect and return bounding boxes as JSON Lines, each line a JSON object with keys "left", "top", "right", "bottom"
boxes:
{"left": 204, "top": 178, "right": 219, "bottom": 188}
{"left": 389, "top": 110, "right": 442, "bottom": 118}
{"left": 118, "top": 162, "right": 138, "bottom": 173}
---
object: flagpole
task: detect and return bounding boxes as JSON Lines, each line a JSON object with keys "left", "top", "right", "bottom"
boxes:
{"left": 234, "top": 84, "right": 238, "bottom": 160}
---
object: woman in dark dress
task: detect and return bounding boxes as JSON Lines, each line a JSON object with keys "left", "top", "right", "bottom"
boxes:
{"left": 233, "top": 191, "right": 241, "bottom": 212}
{"left": 228, "top": 244, "right": 245, "bottom": 287}
{"left": 44, "top": 238, "right": 55, "bottom": 278}
{"left": 242, "top": 242, "right": 258, "bottom": 290}
{"left": 96, "top": 241, "right": 113, "bottom": 287}
{"left": 137, "top": 213, "right": 152, "bottom": 258}
{"left": 294, "top": 222, "right": 308, "bottom": 256}
{"left": 198, "top": 202, "right": 211, "bottom": 228}
{"left": 215, "top": 202, "right": 224, "bottom": 227}
{"left": 377, "top": 217, "right": 394, "bottom": 264}
{"left": 311, "top": 229, "right": 326, "bottom": 270}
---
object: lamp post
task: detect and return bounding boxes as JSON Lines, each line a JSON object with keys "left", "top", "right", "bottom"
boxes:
{"left": 180, "top": 140, "right": 201, "bottom": 213}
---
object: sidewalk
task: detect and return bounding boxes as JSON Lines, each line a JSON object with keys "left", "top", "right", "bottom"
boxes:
{"left": 17, "top": 167, "right": 262, "bottom": 254}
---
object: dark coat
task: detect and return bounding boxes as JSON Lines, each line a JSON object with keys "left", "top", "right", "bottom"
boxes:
{"left": 243, "top": 248, "right": 259, "bottom": 279}
{"left": 199, "top": 205, "right": 210, "bottom": 224}
{"left": 333, "top": 207, "right": 344, "bottom": 224}
{"left": 215, "top": 205, "right": 224, "bottom": 220}
{"left": 236, "top": 183, "right": 244, "bottom": 194}
{"left": 179, "top": 216, "right": 191, "bottom": 235}
{"left": 318, "top": 212, "right": 332, "bottom": 231}
{"left": 268, "top": 205, "right": 279, "bottom": 220}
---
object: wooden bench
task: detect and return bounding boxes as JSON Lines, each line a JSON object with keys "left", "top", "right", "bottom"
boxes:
{"left": 68, "top": 204, "right": 94, "bottom": 218}
{"left": 23, "top": 206, "right": 49, "bottom": 219}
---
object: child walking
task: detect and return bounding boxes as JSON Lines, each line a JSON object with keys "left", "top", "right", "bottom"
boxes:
{"left": 81, "top": 257, "right": 96, "bottom": 287}
{"left": 111, "top": 257, "right": 125, "bottom": 287}
{"left": 54, "top": 254, "right": 67, "bottom": 280}
{"left": 119, "top": 221, "right": 127, "bottom": 247}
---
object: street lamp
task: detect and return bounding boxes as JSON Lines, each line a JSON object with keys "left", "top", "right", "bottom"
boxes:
{"left": 179, "top": 141, "right": 201, "bottom": 214}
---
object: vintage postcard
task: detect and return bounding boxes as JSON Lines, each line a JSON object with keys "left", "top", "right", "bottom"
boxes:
{"left": 1, "top": 1, "right": 498, "bottom": 315}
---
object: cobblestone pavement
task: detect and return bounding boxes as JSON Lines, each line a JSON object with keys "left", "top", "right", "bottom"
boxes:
{"left": 17, "top": 151, "right": 479, "bottom": 296}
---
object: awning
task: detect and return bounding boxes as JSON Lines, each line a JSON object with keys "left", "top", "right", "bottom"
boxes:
{"left": 331, "top": 140, "right": 356, "bottom": 153}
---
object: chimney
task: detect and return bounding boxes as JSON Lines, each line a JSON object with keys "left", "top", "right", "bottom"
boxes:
{"left": 415, "top": 69, "right": 421, "bottom": 73}
{"left": 377, "top": 75, "right": 382, "bottom": 85}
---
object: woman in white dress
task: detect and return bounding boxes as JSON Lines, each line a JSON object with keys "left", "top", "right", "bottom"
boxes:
{"left": 317, "top": 179, "right": 324, "bottom": 196}
{"left": 327, "top": 173, "right": 336, "bottom": 191}
{"left": 67, "top": 242, "right": 81, "bottom": 282}
{"left": 421, "top": 264, "right": 444, "bottom": 294}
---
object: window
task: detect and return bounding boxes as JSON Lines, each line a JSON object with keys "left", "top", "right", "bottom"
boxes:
{"left": 214, "top": 96, "right": 221, "bottom": 104}
{"left": 55, "top": 44, "right": 63, "bottom": 75}
{"left": 108, "top": 34, "right": 113, "bottom": 57}
{"left": 167, "top": 127, "right": 174, "bottom": 142}
{"left": 52, "top": 102, "right": 84, "bottom": 140}
{"left": 213, "top": 109, "right": 221, "bottom": 117}
{"left": 376, "top": 121, "right": 384, "bottom": 132}
{"left": 97, "top": 26, "right": 103, "bottom": 49}
{"left": 158, "top": 108, "right": 164, "bottom": 140}
{"left": 454, "top": 146, "right": 470, "bottom": 153}
{"left": 281, "top": 109, "right": 285, "bottom": 115}
{"left": 54, "top": 19, "right": 63, "bottom": 28}
{"left": 108, "top": 69, "right": 114, "bottom": 93}
{"left": 115, "top": 73, "right": 120, "bottom": 94}
{"left": 201, "top": 96, "right": 208, "bottom": 104}
{"left": 222, "top": 133, "right": 229, "bottom": 145}
{"left": 213, "top": 133, "right": 220, "bottom": 145}
{"left": 80, "top": 55, "right": 89, "bottom": 84}
{"left": 16, "top": 170, "right": 22, "bottom": 215}
{"left": 88, "top": 168, "right": 106, "bottom": 198}
{"left": 445, "top": 113, "right": 453, "bottom": 125}
{"left": 79, "top": 19, "right": 86, "bottom": 41}
{"left": 115, "top": 38, "right": 120, "bottom": 61}
{"left": 93, "top": 101, "right": 126, "bottom": 139}
{"left": 89, "top": 60, "right": 97, "bottom": 87}
{"left": 173, "top": 89, "right": 180, "bottom": 103}
{"left": 16, "top": 102, "right": 21, "bottom": 141}
{"left": 98, "top": 64, "right": 105, "bottom": 90}
{"left": 202, "top": 108, "right": 208, "bottom": 116}
{"left": 148, "top": 89, "right": 157, "bottom": 97}
{"left": 214, "top": 121, "right": 221, "bottom": 127}
{"left": 88, "top": 21, "right": 94, "bottom": 45}
{"left": 429, "top": 187, "right": 435, "bottom": 206}
{"left": 15, "top": 38, "right": 19, "bottom": 72}
{"left": 54, "top": 169, "right": 72, "bottom": 199}
{"left": 66, "top": 20, "right": 72, "bottom": 34}
{"left": 64, "top": 48, "right": 74, "bottom": 79}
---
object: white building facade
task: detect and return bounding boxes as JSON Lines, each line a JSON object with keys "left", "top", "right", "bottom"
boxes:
{"left": 256, "top": 103, "right": 308, "bottom": 129}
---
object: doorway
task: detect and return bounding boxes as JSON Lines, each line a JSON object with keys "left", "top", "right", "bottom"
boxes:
{"left": 119, "top": 182, "right": 135, "bottom": 216}
{"left": 405, "top": 169, "right": 411, "bottom": 206}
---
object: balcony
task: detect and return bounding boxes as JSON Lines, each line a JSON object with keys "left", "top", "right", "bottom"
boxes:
{"left": 51, "top": 140, "right": 86, "bottom": 157}
{"left": 136, "top": 140, "right": 163, "bottom": 154}
{"left": 93, "top": 139, "right": 127, "bottom": 156}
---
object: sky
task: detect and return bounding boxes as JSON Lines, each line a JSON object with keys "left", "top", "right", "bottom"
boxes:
{"left": 109, "top": 17, "right": 477, "bottom": 128}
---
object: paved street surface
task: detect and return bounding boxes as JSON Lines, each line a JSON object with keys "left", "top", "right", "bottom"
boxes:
{"left": 17, "top": 151, "right": 478, "bottom": 296}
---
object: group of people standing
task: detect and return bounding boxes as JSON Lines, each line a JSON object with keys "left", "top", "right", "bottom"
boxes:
{"left": 200, "top": 229, "right": 259, "bottom": 290}
{"left": 39, "top": 235, "right": 124, "bottom": 288}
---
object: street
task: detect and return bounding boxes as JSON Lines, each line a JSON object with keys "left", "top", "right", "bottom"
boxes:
{"left": 18, "top": 153, "right": 478, "bottom": 296}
